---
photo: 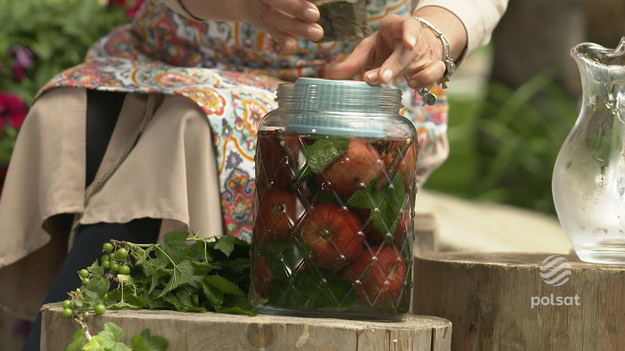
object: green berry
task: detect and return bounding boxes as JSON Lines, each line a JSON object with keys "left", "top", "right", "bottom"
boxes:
{"left": 103, "top": 242, "right": 114, "bottom": 253}
{"left": 63, "top": 308, "right": 73, "bottom": 319}
{"left": 79, "top": 269, "right": 89, "bottom": 279}
{"left": 119, "top": 264, "right": 131, "bottom": 275}
{"left": 102, "top": 261, "right": 110, "bottom": 269}
{"left": 115, "top": 248, "right": 128, "bottom": 260}
{"left": 82, "top": 311, "right": 91, "bottom": 320}
{"left": 110, "top": 262, "right": 120, "bottom": 272}
{"left": 94, "top": 304, "right": 106, "bottom": 315}
{"left": 62, "top": 299, "right": 73, "bottom": 309}
{"left": 81, "top": 277, "right": 90, "bottom": 286}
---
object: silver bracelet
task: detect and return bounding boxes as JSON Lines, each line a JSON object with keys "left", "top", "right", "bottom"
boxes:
{"left": 411, "top": 16, "right": 456, "bottom": 88}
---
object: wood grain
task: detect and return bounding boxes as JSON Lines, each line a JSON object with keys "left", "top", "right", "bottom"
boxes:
{"left": 42, "top": 304, "right": 451, "bottom": 350}
{"left": 413, "top": 252, "right": 625, "bottom": 350}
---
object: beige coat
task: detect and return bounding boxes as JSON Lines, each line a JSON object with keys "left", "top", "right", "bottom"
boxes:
{"left": 0, "top": 88, "right": 224, "bottom": 319}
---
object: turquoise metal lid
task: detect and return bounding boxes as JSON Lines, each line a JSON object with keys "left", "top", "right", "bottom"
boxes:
{"left": 284, "top": 78, "right": 401, "bottom": 138}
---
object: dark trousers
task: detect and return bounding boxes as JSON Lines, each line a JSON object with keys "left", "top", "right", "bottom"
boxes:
{"left": 21, "top": 90, "right": 161, "bottom": 350}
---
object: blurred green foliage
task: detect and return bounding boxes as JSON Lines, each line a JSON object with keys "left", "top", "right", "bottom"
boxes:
{"left": 425, "top": 70, "right": 580, "bottom": 215}
{"left": 0, "top": 0, "right": 128, "bottom": 103}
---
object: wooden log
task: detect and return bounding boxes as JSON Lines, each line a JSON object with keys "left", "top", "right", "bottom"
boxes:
{"left": 41, "top": 303, "right": 452, "bottom": 350}
{"left": 412, "top": 252, "right": 625, "bottom": 350}
{"left": 413, "top": 212, "right": 439, "bottom": 254}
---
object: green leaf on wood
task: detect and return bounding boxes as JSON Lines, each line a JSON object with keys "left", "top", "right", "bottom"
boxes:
{"left": 157, "top": 259, "right": 194, "bottom": 298}
{"left": 131, "top": 329, "right": 170, "bottom": 351}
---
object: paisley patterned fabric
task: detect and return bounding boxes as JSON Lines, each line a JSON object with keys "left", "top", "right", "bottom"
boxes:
{"left": 38, "top": 0, "right": 448, "bottom": 241}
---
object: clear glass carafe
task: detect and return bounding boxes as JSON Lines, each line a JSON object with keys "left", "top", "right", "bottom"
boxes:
{"left": 553, "top": 37, "right": 625, "bottom": 263}
{"left": 250, "top": 78, "right": 418, "bottom": 319}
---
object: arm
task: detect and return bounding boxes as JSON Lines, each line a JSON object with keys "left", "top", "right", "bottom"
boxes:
{"left": 155, "top": 0, "right": 324, "bottom": 51}
{"left": 414, "top": 0, "right": 509, "bottom": 60}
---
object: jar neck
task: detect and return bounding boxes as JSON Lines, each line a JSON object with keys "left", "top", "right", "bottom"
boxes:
{"left": 277, "top": 80, "right": 402, "bottom": 114}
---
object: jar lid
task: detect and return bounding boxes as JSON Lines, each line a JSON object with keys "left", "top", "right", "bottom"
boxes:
{"left": 285, "top": 78, "right": 401, "bottom": 138}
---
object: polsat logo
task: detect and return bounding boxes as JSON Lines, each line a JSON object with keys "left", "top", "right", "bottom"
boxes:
{"left": 539, "top": 255, "right": 571, "bottom": 286}
{"left": 530, "top": 255, "right": 580, "bottom": 309}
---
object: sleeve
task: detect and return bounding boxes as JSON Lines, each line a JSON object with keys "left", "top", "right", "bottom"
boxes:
{"left": 413, "top": 0, "right": 509, "bottom": 59}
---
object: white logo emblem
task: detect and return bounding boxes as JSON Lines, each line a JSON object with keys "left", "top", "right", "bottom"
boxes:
{"left": 539, "top": 255, "right": 571, "bottom": 286}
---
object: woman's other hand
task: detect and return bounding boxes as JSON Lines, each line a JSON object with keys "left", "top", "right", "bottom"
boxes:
{"left": 180, "top": 0, "right": 324, "bottom": 52}
{"left": 240, "top": 0, "right": 324, "bottom": 52}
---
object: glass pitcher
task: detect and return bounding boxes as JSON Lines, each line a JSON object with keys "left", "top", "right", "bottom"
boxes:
{"left": 552, "top": 37, "right": 625, "bottom": 264}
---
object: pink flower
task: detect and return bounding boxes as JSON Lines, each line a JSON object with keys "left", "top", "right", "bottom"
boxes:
{"left": 0, "top": 92, "right": 28, "bottom": 129}
{"left": 8, "top": 45, "right": 34, "bottom": 82}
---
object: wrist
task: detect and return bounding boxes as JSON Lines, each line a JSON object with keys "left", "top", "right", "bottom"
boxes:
{"left": 411, "top": 16, "right": 456, "bottom": 87}
{"left": 411, "top": 6, "right": 468, "bottom": 62}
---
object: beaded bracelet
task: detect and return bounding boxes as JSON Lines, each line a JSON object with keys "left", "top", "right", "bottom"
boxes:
{"left": 411, "top": 16, "right": 456, "bottom": 88}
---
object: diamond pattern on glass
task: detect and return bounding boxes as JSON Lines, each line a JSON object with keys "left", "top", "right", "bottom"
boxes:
{"left": 251, "top": 130, "right": 417, "bottom": 315}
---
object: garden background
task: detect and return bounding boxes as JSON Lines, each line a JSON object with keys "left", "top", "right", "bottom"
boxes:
{"left": 0, "top": 0, "right": 622, "bottom": 349}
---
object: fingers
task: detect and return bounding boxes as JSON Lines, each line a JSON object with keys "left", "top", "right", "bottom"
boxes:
{"left": 374, "top": 17, "right": 428, "bottom": 84}
{"left": 251, "top": 0, "right": 323, "bottom": 51}
{"left": 405, "top": 61, "right": 446, "bottom": 89}
{"left": 325, "top": 14, "right": 447, "bottom": 86}
{"left": 263, "top": 0, "right": 320, "bottom": 22}
{"left": 267, "top": 7, "right": 324, "bottom": 41}
{"left": 368, "top": 16, "right": 445, "bottom": 86}
{"left": 324, "top": 37, "right": 377, "bottom": 79}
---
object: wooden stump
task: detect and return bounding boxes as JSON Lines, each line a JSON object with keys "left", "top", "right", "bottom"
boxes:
{"left": 412, "top": 252, "right": 625, "bottom": 350}
{"left": 413, "top": 212, "right": 439, "bottom": 254}
{"left": 42, "top": 303, "right": 452, "bottom": 350}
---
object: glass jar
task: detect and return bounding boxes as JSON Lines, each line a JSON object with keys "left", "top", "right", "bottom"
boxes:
{"left": 250, "top": 78, "right": 418, "bottom": 320}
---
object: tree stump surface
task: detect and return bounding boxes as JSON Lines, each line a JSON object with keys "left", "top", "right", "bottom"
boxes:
{"left": 412, "top": 252, "right": 625, "bottom": 350}
{"left": 41, "top": 303, "right": 452, "bottom": 350}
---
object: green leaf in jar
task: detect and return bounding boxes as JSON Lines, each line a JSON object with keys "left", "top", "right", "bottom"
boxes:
{"left": 298, "top": 137, "right": 350, "bottom": 179}
{"left": 347, "top": 173, "right": 406, "bottom": 235}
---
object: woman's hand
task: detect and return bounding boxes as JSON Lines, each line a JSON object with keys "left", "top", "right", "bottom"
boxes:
{"left": 240, "top": 0, "right": 324, "bottom": 52}
{"left": 324, "top": 14, "right": 447, "bottom": 89}
{"left": 180, "top": 0, "right": 324, "bottom": 51}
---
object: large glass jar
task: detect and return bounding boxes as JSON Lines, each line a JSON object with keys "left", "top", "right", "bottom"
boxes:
{"left": 250, "top": 78, "right": 418, "bottom": 320}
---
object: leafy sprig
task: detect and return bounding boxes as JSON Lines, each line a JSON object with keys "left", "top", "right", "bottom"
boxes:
{"left": 63, "top": 231, "right": 255, "bottom": 350}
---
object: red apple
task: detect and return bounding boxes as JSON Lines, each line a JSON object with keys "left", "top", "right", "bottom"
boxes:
{"left": 343, "top": 245, "right": 407, "bottom": 307}
{"left": 315, "top": 139, "right": 384, "bottom": 197}
{"left": 254, "top": 187, "right": 298, "bottom": 243}
{"left": 297, "top": 203, "right": 364, "bottom": 270}
{"left": 251, "top": 254, "right": 273, "bottom": 298}
{"left": 256, "top": 130, "right": 299, "bottom": 188}
{"left": 383, "top": 141, "right": 418, "bottom": 190}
